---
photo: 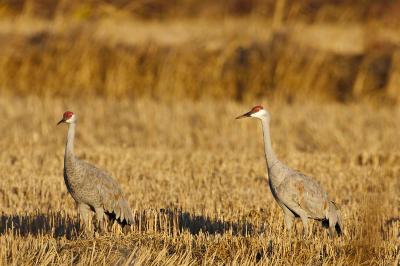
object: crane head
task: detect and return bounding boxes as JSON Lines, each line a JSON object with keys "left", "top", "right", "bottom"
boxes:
{"left": 236, "top": 105, "right": 267, "bottom": 119}
{"left": 57, "top": 111, "right": 76, "bottom": 125}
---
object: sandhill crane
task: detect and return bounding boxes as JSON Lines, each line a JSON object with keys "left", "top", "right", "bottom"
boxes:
{"left": 57, "top": 111, "right": 134, "bottom": 232}
{"left": 236, "top": 106, "right": 342, "bottom": 237}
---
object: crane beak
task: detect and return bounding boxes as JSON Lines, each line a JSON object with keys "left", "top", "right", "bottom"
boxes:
{"left": 235, "top": 111, "right": 252, "bottom": 119}
{"left": 57, "top": 119, "right": 65, "bottom": 125}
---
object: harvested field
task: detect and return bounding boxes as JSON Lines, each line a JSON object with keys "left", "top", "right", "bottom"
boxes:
{"left": 0, "top": 97, "right": 398, "bottom": 265}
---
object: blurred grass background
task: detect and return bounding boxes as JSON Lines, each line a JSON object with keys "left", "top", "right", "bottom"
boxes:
{"left": 0, "top": 2, "right": 399, "bottom": 264}
{"left": 0, "top": 0, "right": 399, "bottom": 102}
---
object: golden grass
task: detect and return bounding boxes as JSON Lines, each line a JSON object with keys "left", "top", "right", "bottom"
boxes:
{"left": 0, "top": 96, "right": 398, "bottom": 265}
{"left": 2, "top": 0, "right": 400, "bottom": 23}
{"left": 1, "top": 13, "right": 400, "bottom": 102}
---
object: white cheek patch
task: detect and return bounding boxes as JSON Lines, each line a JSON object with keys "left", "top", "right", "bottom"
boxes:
{"left": 65, "top": 115, "right": 74, "bottom": 123}
{"left": 251, "top": 110, "right": 267, "bottom": 118}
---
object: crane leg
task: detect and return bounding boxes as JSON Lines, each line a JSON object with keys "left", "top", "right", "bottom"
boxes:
{"left": 95, "top": 207, "right": 105, "bottom": 232}
{"left": 299, "top": 215, "right": 309, "bottom": 238}
{"left": 282, "top": 205, "right": 295, "bottom": 237}
{"left": 78, "top": 203, "right": 92, "bottom": 233}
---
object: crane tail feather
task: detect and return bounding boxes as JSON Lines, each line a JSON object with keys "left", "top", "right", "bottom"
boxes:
{"left": 327, "top": 201, "right": 343, "bottom": 237}
{"left": 335, "top": 222, "right": 342, "bottom": 236}
{"left": 104, "top": 198, "right": 134, "bottom": 226}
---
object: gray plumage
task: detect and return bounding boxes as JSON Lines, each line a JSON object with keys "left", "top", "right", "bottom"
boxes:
{"left": 237, "top": 106, "right": 342, "bottom": 237}
{"left": 58, "top": 111, "right": 134, "bottom": 230}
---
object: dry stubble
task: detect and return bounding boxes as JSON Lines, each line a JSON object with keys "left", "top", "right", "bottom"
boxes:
{"left": 0, "top": 97, "right": 398, "bottom": 265}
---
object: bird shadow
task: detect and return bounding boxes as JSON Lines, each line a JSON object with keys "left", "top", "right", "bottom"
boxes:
{"left": 385, "top": 216, "right": 400, "bottom": 225}
{"left": 0, "top": 209, "right": 261, "bottom": 239}
{"left": 0, "top": 211, "right": 81, "bottom": 240}
{"left": 382, "top": 216, "right": 400, "bottom": 239}
{"left": 154, "top": 208, "right": 258, "bottom": 236}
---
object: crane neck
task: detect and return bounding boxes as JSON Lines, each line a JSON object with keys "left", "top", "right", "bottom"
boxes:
{"left": 260, "top": 117, "right": 278, "bottom": 169}
{"left": 65, "top": 122, "right": 76, "bottom": 157}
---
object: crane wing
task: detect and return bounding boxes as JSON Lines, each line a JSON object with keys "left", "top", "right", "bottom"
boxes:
{"left": 276, "top": 169, "right": 330, "bottom": 220}
{"left": 77, "top": 160, "right": 134, "bottom": 225}
{"left": 95, "top": 170, "right": 134, "bottom": 225}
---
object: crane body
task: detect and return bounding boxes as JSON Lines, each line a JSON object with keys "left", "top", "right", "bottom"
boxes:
{"left": 237, "top": 106, "right": 342, "bottom": 237}
{"left": 58, "top": 111, "right": 134, "bottom": 232}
